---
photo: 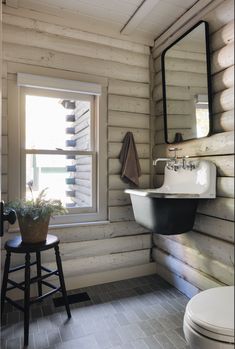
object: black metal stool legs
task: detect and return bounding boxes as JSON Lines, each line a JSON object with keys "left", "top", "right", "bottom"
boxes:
{"left": 24, "top": 253, "right": 31, "bottom": 346}
{"left": 1, "top": 251, "right": 11, "bottom": 318}
{"left": 54, "top": 245, "right": 71, "bottom": 318}
{"left": 1, "top": 235, "right": 71, "bottom": 347}
{"left": 36, "top": 252, "right": 42, "bottom": 298}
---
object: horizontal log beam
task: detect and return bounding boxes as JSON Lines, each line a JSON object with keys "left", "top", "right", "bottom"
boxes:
{"left": 212, "top": 42, "right": 234, "bottom": 74}
{"left": 213, "top": 109, "right": 234, "bottom": 133}
{"left": 198, "top": 197, "right": 234, "bottom": 221}
{"left": 194, "top": 213, "right": 234, "bottom": 243}
{"left": 155, "top": 263, "right": 200, "bottom": 299}
{"left": 108, "top": 143, "right": 150, "bottom": 159}
{"left": 3, "top": 43, "right": 149, "bottom": 83}
{"left": 2, "top": 10, "right": 150, "bottom": 53}
{"left": 3, "top": 24, "right": 149, "bottom": 68}
{"left": 204, "top": 0, "right": 234, "bottom": 33}
{"left": 3, "top": 234, "right": 152, "bottom": 268}
{"left": 213, "top": 87, "right": 234, "bottom": 113}
{"left": 108, "top": 79, "right": 150, "bottom": 98}
{"left": 153, "top": 248, "right": 222, "bottom": 291}
{"left": 211, "top": 19, "right": 234, "bottom": 52}
{"left": 108, "top": 190, "right": 131, "bottom": 206}
{"left": 212, "top": 65, "right": 234, "bottom": 93}
{"left": 163, "top": 231, "right": 234, "bottom": 267}
{"left": 108, "top": 174, "right": 150, "bottom": 190}
{"left": 39, "top": 249, "right": 151, "bottom": 277}
{"left": 7, "top": 61, "right": 108, "bottom": 86}
{"left": 108, "top": 111, "right": 149, "bottom": 130}
{"left": 153, "top": 131, "right": 234, "bottom": 158}
{"left": 108, "top": 127, "right": 150, "bottom": 143}
{"left": 109, "top": 158, "right": 150, "bottom": 175}
{"left": 2, "top": 221, "right": 150, "bottom": 246}
{"left": 108, "top": 95, "right": 150, "bottom": 114}
{"left": 155, "top": 235, "right": 233, "bottom": 285}
{"left": 216, "top": 177, "right": 234, "bottom": 198}
{"left": 153, "top": 243, "right": 232, "bottom": 286}
{"left": 109, "top": 205, "right": 134, "bottom": 222}
{"left": 197, "top": 155, "right": 234, "bottom": 177}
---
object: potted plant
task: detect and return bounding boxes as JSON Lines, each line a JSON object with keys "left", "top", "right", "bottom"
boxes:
{"left": 7, "top": 184, "right": 66, "bottom": 244}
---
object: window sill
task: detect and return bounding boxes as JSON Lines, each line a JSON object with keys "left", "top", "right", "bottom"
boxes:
{"left": 48, "top": 220, "right": 110, "bottom": 229}
{"left": 7, "top": 220, "right": 110, "bottom": 234}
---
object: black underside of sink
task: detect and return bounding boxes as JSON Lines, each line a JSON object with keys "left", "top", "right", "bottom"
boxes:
{"left": 130, "top": 195, "right": 198, "bottom": 235}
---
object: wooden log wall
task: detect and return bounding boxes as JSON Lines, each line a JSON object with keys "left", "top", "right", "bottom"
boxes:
{"left": 152, "top": 0, "right": 234, "bottom": 298}
{"left": 68, "top": 100, "right": 92, "bottom": 207}
{"left": 0, "top": 4, "right": 155, "bottom": 295}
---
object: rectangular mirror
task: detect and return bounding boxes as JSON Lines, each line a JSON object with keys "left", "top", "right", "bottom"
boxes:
{"left": 162, "top": 21, "right": 212, "bottom": 144}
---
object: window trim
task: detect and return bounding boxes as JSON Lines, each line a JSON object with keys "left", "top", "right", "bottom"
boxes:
{"left": 8, "top": 73, "right": 107, "bottom": 225}
{"left": 17, "top": 73, "right": 102, "bottom": 95}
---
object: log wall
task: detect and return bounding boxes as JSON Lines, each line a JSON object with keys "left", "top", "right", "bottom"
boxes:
{"left": 152, "top": 0, "right": 234, "bottom": 298}
{"left": 0, "top": 4, "right": 155, "bottom": 296}
{"left": 66, "top": 100, "right": 92, "bottom": 207}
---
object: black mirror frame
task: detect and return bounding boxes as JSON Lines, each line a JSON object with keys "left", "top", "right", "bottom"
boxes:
{"left": 161, "top": 20, "right": 213, "bottom": 144}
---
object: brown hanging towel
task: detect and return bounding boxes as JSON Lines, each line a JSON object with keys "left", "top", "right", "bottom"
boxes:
{"left": 119, "top": 131, "right": 141, "bottom": 187}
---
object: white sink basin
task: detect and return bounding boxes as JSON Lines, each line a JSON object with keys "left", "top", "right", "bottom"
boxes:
{"left": 126, "top": 160, "right": 216, "bottom": 199}
{"left": 125, "top": 160, "right": 216, "bottom": 235}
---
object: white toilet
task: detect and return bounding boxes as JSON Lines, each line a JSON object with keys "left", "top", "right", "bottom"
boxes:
{"left": 183, "top": 286, "right": 234, "bottom": 349}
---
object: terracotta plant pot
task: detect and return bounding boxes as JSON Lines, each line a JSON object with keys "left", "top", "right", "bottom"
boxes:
{"left": 17, "top": 215, "right": 50, "bottom": 244}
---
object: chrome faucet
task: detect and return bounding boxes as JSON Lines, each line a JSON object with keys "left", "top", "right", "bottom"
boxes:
{"left": 182, "top": 155, "right": 189, "bottom": 169}
{"left": 153, "top": 147, "right": 182, "bottom": 171}
{"left": 168, "top": 147, "right": 182, "bottom": 171}
{"left": 152, "top": 158, "right": 171, "bottom": 167}
{"left": 153, "top": 148, "right": 198, "bottom": 172}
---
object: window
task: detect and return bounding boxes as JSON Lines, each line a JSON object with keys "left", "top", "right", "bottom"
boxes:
{"left": 8, "top": 74, "right": 107, "bottom": 224}
{"left": 195, "top": 94, "right": 209, "bottom": 138}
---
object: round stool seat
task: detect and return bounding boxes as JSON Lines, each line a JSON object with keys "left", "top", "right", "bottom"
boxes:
{"left": 184, "top": 286, "right": 234, "bottom": 344}
{"left": 5, "top": 234, "right": 59, "bottom": 253}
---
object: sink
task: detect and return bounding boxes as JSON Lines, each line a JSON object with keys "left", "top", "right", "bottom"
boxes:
{"left": 126, "top": 160, "right": 216, "bottom": 199}
{"left": 125, "top": 160, "right": 216, "bottom": 235}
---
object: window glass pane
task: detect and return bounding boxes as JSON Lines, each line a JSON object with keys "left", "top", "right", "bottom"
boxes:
{"left": 26, "top": 154, "right": 92, "bottom": 208}
{"left": 25, "top": 95, "right": 91, "bottom": 151}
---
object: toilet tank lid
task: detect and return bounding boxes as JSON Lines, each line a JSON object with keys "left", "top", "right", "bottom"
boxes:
{"left": 186, "top": 286, "right": 234, "bottom": 337}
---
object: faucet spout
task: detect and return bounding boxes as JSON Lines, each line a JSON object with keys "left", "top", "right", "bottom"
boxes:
{"left": 153, "top": 158, "right": 171, "bottom": 166}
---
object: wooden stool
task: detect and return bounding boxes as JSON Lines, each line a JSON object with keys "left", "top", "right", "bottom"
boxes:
{"left": 1, "top": 234, "right": 71, "bottom": 346}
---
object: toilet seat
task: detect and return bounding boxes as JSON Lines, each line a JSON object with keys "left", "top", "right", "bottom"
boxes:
{"left": 185, "top": 286, "right": 234, "bottom": 344}
{"left": 184, "top": 312, "right": 234, "bottom": 343}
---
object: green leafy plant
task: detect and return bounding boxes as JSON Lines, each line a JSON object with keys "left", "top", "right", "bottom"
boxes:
{"left": 7, "top": 185, "right": 67, "bottom": 221}
{"left": 6, "top": 183, "right": 67, "bottom": 243}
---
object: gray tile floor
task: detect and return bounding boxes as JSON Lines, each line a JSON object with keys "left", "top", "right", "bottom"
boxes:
{"left": 1, "top": 275, "right": 190, "bottom": 349}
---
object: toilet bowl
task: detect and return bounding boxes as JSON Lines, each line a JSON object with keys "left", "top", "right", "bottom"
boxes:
{"left": 183, "top": 286, "right": 234, "bottom": 349}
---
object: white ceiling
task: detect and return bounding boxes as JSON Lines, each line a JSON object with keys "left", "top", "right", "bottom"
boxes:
{"left": 15, "top": 0, "right": 200, "bottom": 45}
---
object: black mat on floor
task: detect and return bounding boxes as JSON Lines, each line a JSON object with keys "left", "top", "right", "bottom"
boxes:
{"left": 53, "top": 292, "right": 90, "bottom": 307}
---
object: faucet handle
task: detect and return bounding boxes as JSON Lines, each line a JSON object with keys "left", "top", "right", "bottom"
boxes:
{"left": 182, "top": 155, "right": 189, "bottom": 169}
{"left": 168, "top": 147, "right": 182, "bottom": 158}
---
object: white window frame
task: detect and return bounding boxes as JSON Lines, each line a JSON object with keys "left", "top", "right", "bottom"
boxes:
{"left": 8, "top": 73, "right": 107, "bottom": 225}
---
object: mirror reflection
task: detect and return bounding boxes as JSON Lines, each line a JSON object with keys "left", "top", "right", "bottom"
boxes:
{"left": 162, "top": 21, "right": 211, "bottom": 144}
